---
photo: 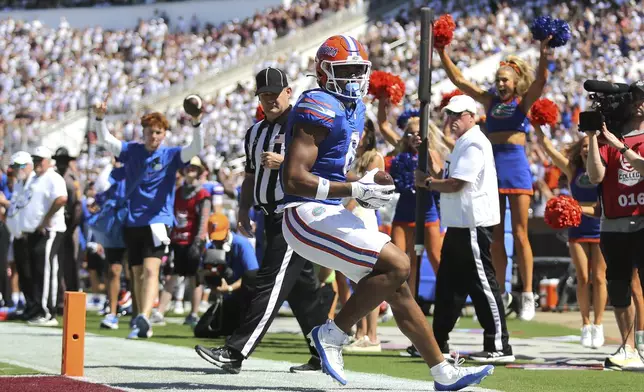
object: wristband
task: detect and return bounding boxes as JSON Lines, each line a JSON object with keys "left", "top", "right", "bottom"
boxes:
{"left": 619, "top": 144, "right": 630, "bottom": 154}
{"left": 315, "top": 177, "right": 330, "bottom": 200}
{"left": 424, "top": 176, "right": 433, "bottom": 188}
{"left": 228, "top": 286, "right": 233, "bottom": 294}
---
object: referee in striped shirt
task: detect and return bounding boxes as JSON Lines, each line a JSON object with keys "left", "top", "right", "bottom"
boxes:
{"left": 195, "top": 67, "right": 332, "bottom": 374}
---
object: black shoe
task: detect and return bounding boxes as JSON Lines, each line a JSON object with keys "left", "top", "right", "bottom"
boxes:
{"left": 406, "top": 345, "right": 421, "bottom": 358}
{"left": 469, "top": 347, "right": 516, "bottom": 363}
{"left": 289, "top": 356, "right": 321, "bottom": 373}
{"left": 195, "top": 345, "right": 243, "bottom": 374}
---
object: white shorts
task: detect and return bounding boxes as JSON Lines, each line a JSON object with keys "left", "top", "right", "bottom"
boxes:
{"left": 283, "top": 202, "right": 391, "bottom": 283}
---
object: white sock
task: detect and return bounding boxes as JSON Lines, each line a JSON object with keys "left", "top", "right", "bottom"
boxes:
{"left": 12, "top": 292, "right": 20, "bottom": 305}
{"left": 19, "top": 292, "right": 25, "bottom": 304}
{"left": 174, "top": 276, "right": 186, "bottom": 300}
{"left": 430, "top": 360, "right": 451, "bottom": 375}
{"left": 636, "top": 330, "right": 644, "bottom": 344}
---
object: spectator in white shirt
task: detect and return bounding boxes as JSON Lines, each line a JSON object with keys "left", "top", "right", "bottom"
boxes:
{"left": 10, "top": 146, "right": 68, "bottom": 327}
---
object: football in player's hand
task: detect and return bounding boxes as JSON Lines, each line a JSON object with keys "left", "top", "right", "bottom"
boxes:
{"left": 183, "top": 94, "right": 203, "bottom": 116}
{"left": 374, "top": 170, "right": 394, "bottom": 186}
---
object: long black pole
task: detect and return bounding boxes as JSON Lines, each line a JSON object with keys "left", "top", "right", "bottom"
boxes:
{"left": 415, "top": 7, "right": 434, "bottom": 301}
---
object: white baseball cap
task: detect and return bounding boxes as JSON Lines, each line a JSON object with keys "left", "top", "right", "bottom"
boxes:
{"left": 10, "top": 151, "right": 33, "bottom": 166}
{"left": 32, "top": 146, "right": 52, "bottom": 160}
{"left": 442, "top": 95, "right": 478, "bottom": 114}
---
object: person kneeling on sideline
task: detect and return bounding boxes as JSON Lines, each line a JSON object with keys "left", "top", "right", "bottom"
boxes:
{"left": 194, "top": 213, "right": 258, "bottom": 338}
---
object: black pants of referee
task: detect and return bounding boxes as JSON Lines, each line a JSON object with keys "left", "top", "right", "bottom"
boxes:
{"left": 226, "top": 211, "right": 333, "bottom": 359}
{"left": 13, "top": 231, "right": 64, "bottom": 320}
{"left": 433, "top": 226, "right": 511, "bottom": 353}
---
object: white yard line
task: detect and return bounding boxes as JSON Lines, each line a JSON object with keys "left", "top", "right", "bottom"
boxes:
{"left": 1, "top": 323, "right": 499, "bottom": 392}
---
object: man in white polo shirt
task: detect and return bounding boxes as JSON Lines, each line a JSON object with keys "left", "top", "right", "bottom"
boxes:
{"left": 6, "top": 151, "right": 36, "bottom": 319}
{"left": 11, "top": 146, "right": 68, "bottom": 326}
{"left": 415, "top": 95, "right": 514, "bottom": 363}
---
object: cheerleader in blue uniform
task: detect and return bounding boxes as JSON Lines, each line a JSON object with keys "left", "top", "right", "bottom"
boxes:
{"left": 534, "top": 123, "right": 606, "bottom": 348}
{"left": 437, "top": 36, "right": 553, "bottom": 321}
{"left": 379, "top": 103, "right": 450, "bottom": 295}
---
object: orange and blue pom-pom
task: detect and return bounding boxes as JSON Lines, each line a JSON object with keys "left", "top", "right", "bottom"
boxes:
{"left": 544, "top": 195, "right": 582, "bottom": 229}
{"left": 440, "top": 89, "right": 464, "bottom": 110}
{"left": 550, "top": 19, "right": 571, "bottom": 48}
{"left": 255, "top": 105, "right": 265, "bottom": 122}
{"left": 531, "top": 16, "right": 555, "bottom": 40}
{"left": 369, "top": 71, "right": 406, "bottom": 105}
{"left": 530, "top": 16, "right": 570, "bottom": 48}
{"left": 529, "top": 98, "right": 559, "bottom": 126}
{"left": 434, "top": 14, "right": 455, "bottom": 49}
{"left": 397, "top": 109, "right": 420, "bottom": 130}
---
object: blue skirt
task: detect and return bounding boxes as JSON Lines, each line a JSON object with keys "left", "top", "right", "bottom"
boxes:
{"left": 568, "top": 215, "right": 601, "bottom": 243}
{"left": 492, "top": 144, "right": 533, "bottom": 195}
{"left": 393, "top": 191, "right": 440, "bottom": 225}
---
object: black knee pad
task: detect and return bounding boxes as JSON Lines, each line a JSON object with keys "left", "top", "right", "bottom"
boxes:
{"left": 608, "top": 280, "right": 632, "bottom": 308}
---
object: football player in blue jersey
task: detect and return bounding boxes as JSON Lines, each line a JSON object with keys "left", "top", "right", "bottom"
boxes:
{"left": 280, "top": 35, "right": 494, "bottom": 390}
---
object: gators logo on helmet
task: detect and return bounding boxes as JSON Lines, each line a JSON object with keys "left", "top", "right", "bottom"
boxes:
{"left": 315, "top": 35, "right": 371, "bottom": 100}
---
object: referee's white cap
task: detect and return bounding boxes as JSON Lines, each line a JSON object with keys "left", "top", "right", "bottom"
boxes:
{"left": 442, "top": 95, "right": 478, "bottom": 114}
{"left": 10, "top": 151, "right": 33, "bottom": 166}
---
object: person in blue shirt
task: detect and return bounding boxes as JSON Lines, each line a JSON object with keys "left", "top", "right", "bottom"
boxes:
{"left": 205, "top": 213, "right": 259, "bottom": 293}
{"left": 280, "top": 35, "right": 493, "bottom": 389}
{"left": 92, "top": 165, "right": 131, "bottom": 330}
{"left": 93, "top": 99, "right": 204, "bottom": 339}
{"left": 194, "top": 213, "right": 259, "bottom": 338}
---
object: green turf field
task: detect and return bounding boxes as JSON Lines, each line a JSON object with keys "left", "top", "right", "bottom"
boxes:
{"left": 68, "top": 313, "right": 644, "bottom": 392}
{"left": 0, "top": 361, "right": 41, "bottom": 376}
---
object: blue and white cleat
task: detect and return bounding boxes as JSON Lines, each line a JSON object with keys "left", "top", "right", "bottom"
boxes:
{"left": 100, "top": 314, "right": 119, "bottom": 330}
{"left": 307, "top": 320, "right": 350, "bottom": 385}
{"left": 433, "top": 359, "right": 494, "bottom": 391}
{"left": 127, "top": 326, "right": 140, "bottom": 339}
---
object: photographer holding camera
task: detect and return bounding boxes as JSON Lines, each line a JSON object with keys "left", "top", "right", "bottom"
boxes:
{"left": 585, "top": 80, "right": 644, "bottom": 369}
{"left": 194, "top": 213, "right": 258, "bottom": 339}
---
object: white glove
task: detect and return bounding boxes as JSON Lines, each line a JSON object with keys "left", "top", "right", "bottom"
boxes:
{"left": 351, "top": 168, "right": 395, "bottom": 209}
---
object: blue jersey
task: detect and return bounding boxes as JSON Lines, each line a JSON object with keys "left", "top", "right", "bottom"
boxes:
{"left": 0, "top": 173, "right": 11, "bottom": 201}
{"left": 486, "top": 96, "right": 530, "bottom": 134}
{"left": 95, "top": 167, "right": 126, "bottom": 206}
{"left": 283, "top": 89, "right": 365, "bottom": 205}
{"left": 202, "top": 181, "right": 224, "bottom": 197}
{"left": 203, "top": 180, "right": 225, "bottom": 206}
{"left": 118, "top": 142, "right": 186, "bottom": 227}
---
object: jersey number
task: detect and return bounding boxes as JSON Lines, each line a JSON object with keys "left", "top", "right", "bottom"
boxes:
{"left": 618, "top": 193, "right": 644, "bottom": 207}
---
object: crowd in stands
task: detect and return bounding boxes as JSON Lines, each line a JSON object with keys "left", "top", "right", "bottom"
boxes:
{"left": 0, "top": 0, "right": 362, "bottom": 157}
{"left": 2, "top": 0, "right": 644, "bottom": 215}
